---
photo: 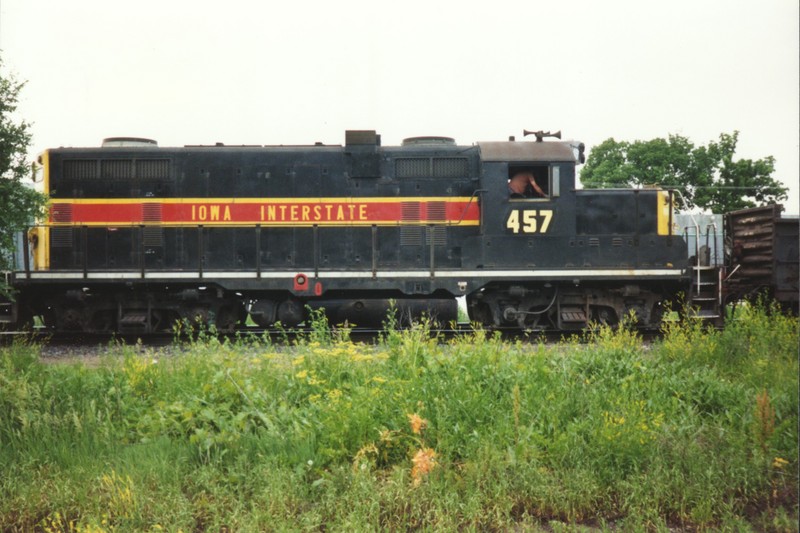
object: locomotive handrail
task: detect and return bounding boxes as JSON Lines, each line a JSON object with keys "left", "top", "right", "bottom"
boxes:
{"left": 139, "top": 225, "right": 145, "bottom": 279}
{"left": 429, "top": 224, "right": 436, "bottom": 278}
{"left": 670, "top": 189, "right": 709, "bottom": 293}
{"left": 197, "top": 225, "right": 204, "bottom": 279}
{"left": 452, "top": 189, "right": 486, "bottom": 226}
{"left": 671, "top": 190, "right": 702, "bottom": 260}
{"left": 670, "top": 191, "right": 723, "bottom": 313}
{"left": 313, "top": 225, "right": 320, "bottom": 278}
{"left": 255, "top": 225, "right": 262, "bottom": 278}
{"left": 82, "top": 226, "right": 88, "bottom": 279}
{"left": 707, "top": 221, "right": 721, "bottom": 308}
{"left": 22, "top": 227, "right": 30, "bottom": 277}
{"left": 705, "top": 223, "right": 718, "bottom": 266}
{"left": 668, "top": 190, "right": 674, "bottom": 240}
{"left": 371, "top": 225, "right": 378, "bottom": 279}
{"left": 724, "top": 264, "right": 741, "bottom": 282}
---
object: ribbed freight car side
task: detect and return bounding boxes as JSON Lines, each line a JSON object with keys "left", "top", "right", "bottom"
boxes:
{"left": 725, "top": 205, "right": 799, "bottom": 312}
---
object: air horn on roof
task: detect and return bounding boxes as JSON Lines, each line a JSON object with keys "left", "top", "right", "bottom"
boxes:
{"left": 523, "top": 130, "right": 561, "bottom": 142}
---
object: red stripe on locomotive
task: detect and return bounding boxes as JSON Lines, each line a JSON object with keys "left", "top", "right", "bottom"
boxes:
{"left": 49, "top": 199, "right": 480, "bottom": 226}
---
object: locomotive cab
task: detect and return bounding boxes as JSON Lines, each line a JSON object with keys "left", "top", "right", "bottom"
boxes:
{"left": 461, "top": 139, "right": 578, "bottom": 270}
{"left": 464, "top": 136, "right": 688, "bottom": 330}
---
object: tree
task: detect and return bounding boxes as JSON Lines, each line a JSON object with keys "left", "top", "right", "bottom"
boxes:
{"left": 0, "top": 60, "right": 47, "bottom": 297}
{"left": 580, "top": 132, "right": 788, "bottom": 213}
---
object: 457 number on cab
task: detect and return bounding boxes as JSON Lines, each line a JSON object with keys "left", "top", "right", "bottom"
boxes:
{"left": 505, "top": 209, "right": 553, "bottom": 234}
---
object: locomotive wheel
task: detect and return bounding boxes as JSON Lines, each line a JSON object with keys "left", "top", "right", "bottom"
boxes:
{"left": 591, "top": 306, "right": 619, "bottom": 327}
{"left": 249, "top": 299, "right": 277, "bottom": 328}
{"left": 150, "top": 310, "right": 178, "bottom": 333}
{"left": 88, "top": 310, "right": 116, "bottom": 333}
{"left": 178, "top": 306, "right": 211, "bottom": 332}
{"left": 59, "top": 306, "right": 87, "bottom": 331}
{"left": 467, "top": 302, "right": 493, "bottom": 327}
{"left": 277, "top": 298, "right": 305, "bottom": 327}
{"left": 215, "top": 305, "right": 239, "bottom": 333}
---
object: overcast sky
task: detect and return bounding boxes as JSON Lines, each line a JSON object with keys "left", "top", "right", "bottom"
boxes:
{"left": 1, "top": 0, "right": 797, "bottom": 213}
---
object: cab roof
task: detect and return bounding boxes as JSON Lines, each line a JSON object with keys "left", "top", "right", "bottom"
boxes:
{"left": 478, "top": 141, "right": 578, "bottom": 162}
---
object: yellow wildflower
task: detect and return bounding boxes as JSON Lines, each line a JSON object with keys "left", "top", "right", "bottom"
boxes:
{"left": 773, "top": 457, "right": 789, "bottom": 469}
{"left": 327, "top": 389, "right": 343, "bottom": 402}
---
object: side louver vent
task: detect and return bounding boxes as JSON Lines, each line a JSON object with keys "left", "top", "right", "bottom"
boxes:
{"left": 51, "top": 203, "right": 73, "bottom": 223}
{"left": 395, "top": 157, "right": 469, "bottom": 179}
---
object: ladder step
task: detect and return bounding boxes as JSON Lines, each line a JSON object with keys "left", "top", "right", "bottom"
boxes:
{"left": 692, "top": 297, "right": 718, "bottom": 302}
{"left": 561, "top": 309, "right": 587, "bottom": 323}
{"left": 120, "top": 313, "right": 148, "bottom": 325}
{"left": 693, "top": 308, "right": 721, "bottom": 316}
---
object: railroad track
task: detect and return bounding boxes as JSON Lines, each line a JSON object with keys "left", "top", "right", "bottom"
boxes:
{"left": 2, "top": 324, "right": 663, "bottom": 350}
{"left": 1, "top": 325, "right": 472, "bottom": 346}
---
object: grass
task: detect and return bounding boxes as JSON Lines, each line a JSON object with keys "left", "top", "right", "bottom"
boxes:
{"left": 0, "top": 304, "right": 797, "bottom": 531}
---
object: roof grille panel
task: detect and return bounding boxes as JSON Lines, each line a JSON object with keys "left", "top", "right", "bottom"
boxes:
{"left": 63, "top": 159, "right": 171, "bottom": 181}
{"left": 101, "top": 159, "right": 133, "bottom": 179}
{"left": 63, "top": 160, "right": 98, "bottom": 180}
{"left": 138, "top": 159, "right": 170, "bottom": 179}
{"left": 396, "top": 158, "right": 429, "bottom": 178}
{"left": 433, "top": 157, "right": 468, "bottom": 178}
{"left": 396, "top": 157, "right": 470, "bottom": 179}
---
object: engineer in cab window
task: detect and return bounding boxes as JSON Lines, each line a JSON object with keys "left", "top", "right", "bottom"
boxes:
{"left": 508, "top": 170, "right": 546, "bottom": 199}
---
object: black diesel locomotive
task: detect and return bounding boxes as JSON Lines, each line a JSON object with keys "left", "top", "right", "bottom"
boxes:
{"left": 5, "top": 130, "right": 691, "bottom": 333}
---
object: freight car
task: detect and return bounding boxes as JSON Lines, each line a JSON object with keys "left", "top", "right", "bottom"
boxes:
{"left": 3, "top": 130, "right": 695, "bottom": 333}
{"left": 724, "top": 204, "right": 799, "bottom": 313}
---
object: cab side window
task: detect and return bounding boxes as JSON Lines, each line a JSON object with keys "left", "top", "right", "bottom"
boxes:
{"left": 507, "top": 166, "right": 549, "bottom": 199}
